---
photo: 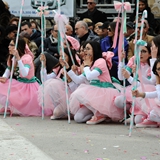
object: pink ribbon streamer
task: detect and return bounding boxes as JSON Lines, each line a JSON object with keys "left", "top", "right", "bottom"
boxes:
{"left": 112, "top": 1, "right": 131, "bottom": 49}
{"left": 37, "top": 6, "right": 49, "bottom": 16}
{"left": 102, "top": 51, "right": 114, "bottom": 69}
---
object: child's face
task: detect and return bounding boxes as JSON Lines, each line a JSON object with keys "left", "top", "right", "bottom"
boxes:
{"left": 156, "top": 62, "right": 160, "bottom": 77}
{"left": 59, "top": 52, "right": 69, "bottom": 63}
{"left": 140, "top": 46, "right": 151, "bottom": 63}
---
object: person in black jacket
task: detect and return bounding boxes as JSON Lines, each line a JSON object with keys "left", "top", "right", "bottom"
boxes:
{"left": 21, "top": 21, "right": 41, "bottom": 48}
{"left": 37, "top": 24, "right": 58, "bottom": 58}
{"left": 80, "top": 0, "right": 107, "bottom": 24}
{"left": 129, "top": 0, "right": 155, "bottom": 30}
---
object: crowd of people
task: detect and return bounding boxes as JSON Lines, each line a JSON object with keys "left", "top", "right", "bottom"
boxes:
{"left": 0, "top": 0, "right": 160, "bottom": 128}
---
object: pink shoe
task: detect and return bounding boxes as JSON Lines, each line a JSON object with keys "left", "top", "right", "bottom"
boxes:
{"left": 136, "top": 119, "right": 158, "bottom": 128}
{"left": 86, "top": 116, "right": 106, "bottom": 125}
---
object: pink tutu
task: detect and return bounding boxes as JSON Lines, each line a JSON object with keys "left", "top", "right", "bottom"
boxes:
{"left": 38, "top": 78, "right": 72, "bottom": 116}
{"left": 0, "top": 79, "right": 43, "bottom": 116}
{"left": 123, "top": 84, "right": 156, "bottom": 115}
{"left": 69, "top": 84, "right": 124, "bottom": 121}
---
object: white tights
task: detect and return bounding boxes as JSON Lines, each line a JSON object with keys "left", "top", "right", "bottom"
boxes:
{"left": 114, "top": 95, "right": 131, "bottom": 110}
{"left": 134, "top": 115, "right": 146, "bottom": 124}
{"left": 74, "top": 107, "right": 93, "bottom": 123}
{"left": 149, "top": 110, "right": 160, "bottom": 123}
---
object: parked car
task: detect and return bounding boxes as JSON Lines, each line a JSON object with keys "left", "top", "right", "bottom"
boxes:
{"left": 31, "top": 0, "right": 66, "bottom": 10}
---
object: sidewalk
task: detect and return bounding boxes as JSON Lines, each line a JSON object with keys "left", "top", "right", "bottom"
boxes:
{"left": 0, "top": 118, "right": 53, "bottom": 160}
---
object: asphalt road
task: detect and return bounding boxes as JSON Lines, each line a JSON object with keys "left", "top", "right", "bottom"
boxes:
{"left": 0, "top": 116, "right": 160, "bottom": 160}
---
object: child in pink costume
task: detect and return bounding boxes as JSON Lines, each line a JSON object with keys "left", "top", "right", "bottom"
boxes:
{"left": 0, "top": 38, "right": 46, "bottom": 116}
{"left": 132, "top": 58, "right": 160, "bottom": 128}
{"left": 38, "top": 48, "right": 80, "bottom": 119}
{"left": 69, "top": 41, "right": 124, "bottom": 125}
{"left": 114, "top": 42, "right": 156, "bottom": 124}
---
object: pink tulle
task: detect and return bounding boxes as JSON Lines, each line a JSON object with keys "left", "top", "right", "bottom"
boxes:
{"left": 0, "top": 80, "right": 43, "bottom": 116}
{"left": 38, "top": 78, "right": 72, "bottom": 116}
{"left": 69, "top": 84, "right": 124, "bottom": 121}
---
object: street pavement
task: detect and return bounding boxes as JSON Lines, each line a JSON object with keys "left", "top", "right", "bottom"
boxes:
{"left": 0, "top": 116, "right": 160, "bottom": 160}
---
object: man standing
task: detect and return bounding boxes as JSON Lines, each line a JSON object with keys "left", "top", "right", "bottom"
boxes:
{"left": 75, "top": 21, "right": 100, "bottom": 44}
{"left": 21, "top": 21, "right": 41, "bottom": 47}
{"left": 80, "top": 0, "right": 107, "bottom": 24}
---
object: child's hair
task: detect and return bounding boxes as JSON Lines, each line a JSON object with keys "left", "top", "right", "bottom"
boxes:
{"left": 83, "top": 41, "right": 102, "bottom": 67}
{"left": 13, "top": 37, "right": 26, "bottom": 57}
{"left": 152, "top": 35, "right": 160, "bottom": 58}
{"left": 144, "top": 42, "right": 151, "bottom": 65}
{"left": 152, "top": 58, "right": 160, "bottom": 76}
{"left": 63, "top": 47, "right": 80, "bottom": 67}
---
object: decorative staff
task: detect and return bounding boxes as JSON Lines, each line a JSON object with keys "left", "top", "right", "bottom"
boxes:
{"left": 4, "top": 0, "right": 25, "bottom": 118}
{"left": 129, "top": 9, "right": 149, "bottom": 136}
{"left": 129, "top": 2, "right": 148, "bottom": 136}
{"left": 37, "top": 2, "right": 49, "bottom": 119}
{"left": 54, "top": 0, "right": 71, "bottom": 123}
{"left": 113, "top": 0, "right": 131, "bottom": 125}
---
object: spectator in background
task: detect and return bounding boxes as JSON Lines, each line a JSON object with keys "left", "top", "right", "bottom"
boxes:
{"left": 129, "top": 0, "right": 155, "bottom": 30}
{"left": 125, "top": 21, "right": 135, "bottom": 42}
{"left": 75, "top": 20, "right": 100, "bottom": 44}
{"left": 98, "top": 21, "right": 109, "bottom": 38}
{"left": 20, "top": 31, "right": 38, "bottom": 59}
{"left": 21, "top": 21, "right": 41, "bottom": 48}
{"left": 0, "top": 24, "right": 17, "bottom": 76}
{"left": 30, "top": 20, "right": 40, "bottom": 30}
{"left": 65, "top": 24, "right": 73, "bottom": 36}
{"left": 101, "top": 21, "right": 128, "bottom": 80}
{"left": 37, "top": 24, "right": 58, "bottom": 58}
{"left": 0, "top": 0, "right": 11, "bottom": 28}
{"left": 94, "top": 22, "right": 103, "bottom": 34}
{"left": 83, "top": 18, "right": 95, "bottom": 31}
{"left": 34, "top": 24, "right": 59, "bottom": 81}
{"left": 127, "top": 20, "right": 154, "bottom": 60}
{"left": 3, "top": 1, "right": 14, "bottom": 18}
{"left": 5, "top": 24, "right": 17, "bottom": 40}
{"left": 9, "top": 17, "right": 19, "bottom": 26}
{"left": 80, "top": 0, "right": 107, "bottom": 24}
{"left": 0, "top": 25, "right": 7, "bottom": 76}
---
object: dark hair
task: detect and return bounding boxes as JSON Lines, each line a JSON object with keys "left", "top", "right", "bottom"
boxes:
{"left": 152, "top": 59, "right": 160, "bottom": 76}
{"left": 21, "top": 21, "right": 32, "bottom": 28}
{"left": 152, "top": 35, "right": 160, "bottom": 58}
{"left": 144, "top": 42, "right": 151, "bottom": 65}
{"left": 133, "top": 0, "right": 150, "bottom": 14}
{"left": 109, "top": 21, "right": 121, "bottom": 34}
{"left": 30, "top": 20, "right": 39, "bottom": 30}
{"left": 84, "top": 41, "right": 102, "bottom": 66}
{"left": 13, "top": 37, "right": 26, "bottom": 57}
{"left": 9, "top": 17, "right": 19, "bottom": 25}
{"left": 63, "top": 47, "right": 79, "bottom": 67}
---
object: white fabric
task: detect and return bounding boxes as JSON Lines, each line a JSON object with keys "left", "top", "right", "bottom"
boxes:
{"left": 149, "top": 110, "right": 160, "bottom": 122}
{"left": 118, "top": 62, "right": 130, "bottom": 80}
{"left": 67, "top": 70, "right": 88, "bottom": 84}
{"left": 114, "top": 95, "right": 131, "bottom": 110}
{"left": 145, "top": 91, "right": 157, "bottom": 98}
{"left": 2, "top": 68, "right": 10, "bottom": 78}
{"left": 118, "top": 59, "right": 156, "bottom": 85}
{"left": 18, "top": 60, "right": 29, "bottom": 77}
{"left": 83, "top": 66, "right": 100, "bottom": 81}
{"left": 156, "top": 84, "right": 160, "bottom": 101}
{"left": 68, "top": 81, "right": 79, "bottom": 92}
{"left": 134, "top": 115, "right": 146, "bottom": 124}
{"left": 74, "top": 107, "right": 93, "bottom": 123}
{"left": 149, "top": 58, "right": 156, "bottom": 85}
{"left": 40, "top": 68, "right": 57, "bottom": 82}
